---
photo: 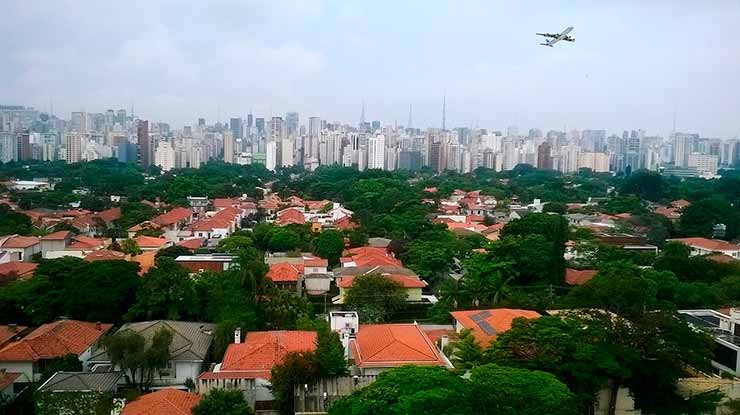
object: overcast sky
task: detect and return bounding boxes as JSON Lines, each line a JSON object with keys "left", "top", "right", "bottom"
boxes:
{"left": 3, "top": 0, "right": 739, "bottom": 137}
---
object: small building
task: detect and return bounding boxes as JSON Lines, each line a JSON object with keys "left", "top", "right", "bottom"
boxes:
{"left": 198, "top": 330, "right": 317, "bottom": 409}
{"left": 349, "top": 323, "right": 451, "bottom": 376}
{"left": 0, "top": 320, "right": 112, "bottom": 382}
{"left": 121, "top": 388, "right": 201, "bottom": 415}
{"left": 88, "top": 320, "right": 215, "bottom": 389}
{"left": 335, "top": 273, "right": 427, "bottom": 304}
{"left": 669, "top": 238, "right": 740, "bottom": 260}
{"left": 40, "top": 231, "right": 73, "bottom": 258}
{"left": 679, "top": 309, "right": 740, "bottom": 376}
{"left": 0, "top": 235, "right": 41, "bottom": 262}
{"left": 36, "top": 371, "right": 122, "bottom": 414}
{"left": 134, "top": 235, "right": 171, "bottom": 251}
{"left": 0, "top": 262, "right": 37, "bottom": 285}
{"left": 175, "top": 255, "right": 235, "bottom": 273}
{"left": 565, "top": 268, "right": 598, "bottom": 286}
{"left": 450, "top": 308, "right": 541, "bottom": 346}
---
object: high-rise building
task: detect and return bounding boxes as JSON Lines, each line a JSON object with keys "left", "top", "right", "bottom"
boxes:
{"left": 367, "top": 134, "right": 385, "bottom": 170}
{"left": 17, "top": 131, "right": 31, "bottom": 161}
{"left": 688, "top": 153, "right": 719, "bottom": 176}
{"left": 230, "top": 118, "right": 243, "bottom": 140}
{"left": 398, "top": 150, "right": 422, "bottom": 171}
{"left": 286, "top": 112, "right": 299, "bottom": 137}
{"left": 223, "top": 130, "right": 234, "bottom": 163}
{"left": 255, "top": 118, "right": 265, "bottom": 136}
{"left": 0, "top": 132, "right": 18, "bottom": 163}
{"left": 265, "top": 141, "right": 277, "bottom": 171}
{"left": 137, "top": 120, "right": 152, "bottom": 167}
{"left": 155, "top": 141, "right": 176, "bottom": 171}
{"left": 64, "top": 133, "right": 83, "bottom": 163}
{"left": 537, "top": 142, "right": 553, "bottom": 170}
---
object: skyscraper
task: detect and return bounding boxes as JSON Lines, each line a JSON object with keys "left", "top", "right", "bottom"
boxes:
{"left": 137, "top": 120, "right": 152, "bottom": 167}
{"left": 286, "top": 112, "right": 299, "bottom": 137}
{"left": 64, "top": 133, "right": 82, "bottom": 163}
{"left": 367, "top": 134, "right": 385, "bottom": 170}
{"left": 223, "top": 130, "right": 234, "bottom": 163}
{"left": 537, "top": 142, "right": 553, "bottom": 170}
{"left": 230, "top": 118, "right": 243, "bottom": 140}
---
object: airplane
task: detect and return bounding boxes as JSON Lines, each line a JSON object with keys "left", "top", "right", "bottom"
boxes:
{"left": 536, "top": 26, "right": 575, "bottom": 47}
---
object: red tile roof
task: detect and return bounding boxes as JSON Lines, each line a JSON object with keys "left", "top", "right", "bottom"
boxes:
{"left": 670, "top": 199, "right": 691, "bottom": 209}
{"left": 266, "top": 263, "right": 303, "bottom": 282}
{"left": 0, "top": 262, "right": 37, "bottom": 282}
{"left": 134, "top": 236, "right": 169, "bottom": 249}
{"left": 1, "top": 236, "right": 39, "bottom": 249}
{"left": 450, "top": 308, "right": 541, "bottom": 346}
{"left": 0, "top": 325, "right": 28, "bottom": 346}
{"left": 276, "top": 208, "right": 306, "bottom": 225}
{"left": 152, "top": 207, "right": 191, "bottom": 227}
{"left": 190, "top": 218, "right": 232, "bottom": 232}
{"left": 121, "top": 389, "right": 201, "bottom": 415}
{"left": 305, "top": 200, "right": 331, "bottom": 211}
{"left": 133, "top": 251, "right": 157, "bottom": 275}
{"left": 41, "top": 231, "right": 72, "bottom": 241}
{"left": 350, "top": 324, "right": 447, "bottom": 369}
{"left": 565, "top": 268, "right": 598, "bottom": 285}
{"left": 303, "top": 257, "right": 328, "bottom": 268}
{"left": 0, "top": 320, "right": 111, "bottom": 362}
{"left": 177, "top": 238, "right": 203, "bottom": 250}
{"left": 338, "top": 274, "right": 427, "bottom": 289}
{"left": 340, "top": 246, "right": 402, "bottom": 268}
{"left": 334, "top": 216, "right": 358, "bottom": 231}
{"left": 213, "top": 198, "right": 240, "bottom": 209}
{"left": 670, "top": 238, "right": 740, "bottom": 253}
{"left": 0, "top": 372, "right": 21, "bottom": 391}
{"left": 69, "top": 236, "right": 106, "bottom": 249}
{"left": 217, "top": 331, "right": 317, "bottom": 379}
{"left": 96, "top": 207, "right": 121, "bottom": 224}
{"left": 84, "top": 250, "right": 127, "bottom": 262}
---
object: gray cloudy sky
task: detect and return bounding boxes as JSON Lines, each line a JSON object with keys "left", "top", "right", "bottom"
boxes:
{"left": 3, "top": 0, "right": 739, "bottom": 137}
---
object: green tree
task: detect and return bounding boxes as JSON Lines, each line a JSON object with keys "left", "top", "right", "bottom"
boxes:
{"left": 311, "top": 230, "right": 344, "bottom": 266}
{"left": 217, "top": 235, "right": 254, "bottom": 254}
{"left": 120, "top": 238, "right": 142, "bottom": 255}
{"left": 102, "top": 327, "right": 173, "bottom": 391}
{"left": 125, "top": 257, "right": 199, "bottom": 321}
{"left": 270, "top": 351, "right": 320, "bottom": 415}
{"left": 450, "top": 328, "right": 483, "bottom": 369}
{"left": 679, "top": 197, "right": 739, "bottom": 240}
{"left": 344, "top": 273, "right": 407, "bottom": 323}
{"left": 0, "top": 205, "right": 33, "bottom": 235}
{"left": 621, "top": 170, "right": 668, "bottom": 202}
{"left": 315, "top": 324, "right": 348, "bottom": 377}
{"left": 154, "top": 245, "right": 193, "bottom": 259}
{"left": 39, "top": 354, "right": 83, "bottom": 384}
{"left": 469, "top": 364, "right": 576, "bottom": 415}
{"left": 498, "top": 213, "right": 568, "bottom": 284}
{"left": 193, "top": 389, "right": 254, "bottom": 415}
{"left": 262, "top": 290, "right": 312, "bottom": 330}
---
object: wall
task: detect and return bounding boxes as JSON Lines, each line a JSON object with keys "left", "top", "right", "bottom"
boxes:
{"left": 292, "top": 376, "right": 377, "bottom": 413}
{"left": 0, "top": 362, "right": 34, "bottom": 382}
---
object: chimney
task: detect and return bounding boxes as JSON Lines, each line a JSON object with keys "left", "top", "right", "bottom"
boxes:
{"left": 8, "top": 324, "right": 17, "bottom": 333}
{"left": 440, "top": 335, "right": 449, "bottom": 351}
{"left": 95, "top": 321, "right": 101, "bottom": 330}
{"left": 234, "top": 328, "right": 241, "bottom": 344}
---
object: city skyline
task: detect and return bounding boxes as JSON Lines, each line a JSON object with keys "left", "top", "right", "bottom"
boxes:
{"left": 3, "top": 1, "right": 740, "bottom": 138}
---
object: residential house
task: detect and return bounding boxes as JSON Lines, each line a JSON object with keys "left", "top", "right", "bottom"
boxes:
{"left": 177, "top": 238, "right": 204, "bottom": 251}
{"left": 450, "top": 308, "right": 541, "bottom": 346}
{"left": 565, "top": 268, "right": 598, "bottom": 285}
{"left": 679, "top": 309, "right": 740, "bottom": 375}
{"left": 0, "top": 325, "right": 29, "bottom": 349}
{"left": 40, "top": 231, "right": 73, "bottom": 257}
{"left": 1, "top": 369, "right": 29, "bottom": 403}
{"left": 339, "top": 246, "right": 402, "bottom": 268}
{"left": 0, "top": 262, "right": 37, "bottom": 285}
{"left": 349, "top": 323, "right": 451, "bottom": 376}
{"left": 669, "top": 238, "right": 740, "bottom": 260}
{"left": 121, "top": 388, "right": 201, "bottom": 415}
{"left": 266, "top": 262, "right": 303, "bottom": 292}
{"left": 0, "top": 320, "right": 112, "bottom": 382}
{"left": 198, "top": 330, "right": 317, "bottom": 409}
{"left": 0, "top": 235, "right": 41, "bottom": 262}
{"left": 335, "top": 273, "right": 426, "bottom": 304}
{"left": 134, "top": 235, "right": 171, "bottom": 252}
{"left": 88, "top": 321, "right": 215, "bottom": 388}
{"left": 175, "top": 255, "right": 235, "bottom": 273}
{"left": 152, "top": 208, "right": 194, "bottom": 240}
{"left": 187, "top": 196, "right": 210, "bottom": 213}
{"left": 127, "top": 221, "right": 162, "bottom": 239}
{"left": 84, "top": 250, "right": 128, "bottom": 262}
{"left": 276, "top": 207, "right": 306, "bottom": 226}
{"left": 36, "top": 371, "right": 122, "bottom": 413}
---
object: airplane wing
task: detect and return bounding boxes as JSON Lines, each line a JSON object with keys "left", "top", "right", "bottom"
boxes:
{"left": 560, "top": 26, "right": 574, "bottom": 36}
{"left": 536, "top": 33, "right": 559, "bottom": 38}
{"left": 540, "top": 27, "right": 574, "bottom": 47}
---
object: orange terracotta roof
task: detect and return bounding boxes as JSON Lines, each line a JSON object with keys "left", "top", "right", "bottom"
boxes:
{"left": 0, "top": 320, "right": 111, "bottom": 362}
{"left": 670, "top": 199, "right": 691, "bottom": 209}
{"left": 134, "top": 236, "right": 169, "bottom": 249}
{"left": 335, "top": 216, "right": 358, "bottom": 231}
{"left": 177, "top": 238, "right": 203, "bottom": 250}
{"left": 0, "top": 262, "right": 37, "bottom": 282}
{"left": 133, "top": 251, "right": 157, "bottom": 275}
{"left": 303, "top": 257, "right": 328, "bottom": 268}
{"left": 450, "top": 308, "right": 541, "bottom": 346}
{"left": 422, "top": 328, "right": 458, "bottom": 344}
{"left": 423, "top": 187, "right": 438, "bottom": 193}
{"left": 670, "top": 238, "right": 740, "bottom": 253}
{"left": 350, "top": 324, "right": 447, "bottom": 369}
{"left": 0, "top": 325, "right": 28, "bottom": 346}
{"left": 1, "top": 236, "right": 39, "bottom": 249}
{"left": 655, "top": 206, "right": 681, "bottom": 220}
{"left": 708, "top": 254, "right": 738, "bottom": 264}
{"left": 305, "top": 200, "right": 331, "bottom": 211}
{"left": 190, "top": 218, "right": 232, "bottom": 232}
{"left": 566, "top": 268, "right": 598, "bottom": 285}
{"left": 121, "top": 389, "right": 201, "bottom": 415}
{"left": 127, "top": 221, "right": 162, "bottom": 233}
{"left": 152, "top": 207, "right": 191, "bottom": 227}
{"left": 84, "top": 250, "right": 127, "bottom": 262}
{"left": 266, "top": 263, "right": 303, "bottom": 282}
{"left": 69, "top": 236, "right": 106, "bottom": 249}
{"left": 213, "top": 198, "right": 240, "bottom": 209}
{"left": 218, "top": 331, "right": 317, "bottom": 379}
{"left": 339, "top": 274, "right": 426, "bottom": 289}
{"left": 276, "top": 208, "right": 306, "bottom": 225}
{"left": 41, "top": 231, "right": 72, "bottom": 241}
{"left": 96, "top": 207, "right": 121, "bottom": 224}
{"left": 0, "top": 372, "right": 21, "bottom": 391}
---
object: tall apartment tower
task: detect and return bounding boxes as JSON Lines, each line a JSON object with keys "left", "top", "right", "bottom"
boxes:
{"left": 137, "top": 120, "right": 152, "bottom": 167}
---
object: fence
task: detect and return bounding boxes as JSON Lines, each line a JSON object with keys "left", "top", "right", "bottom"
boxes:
{"left": 293, "top": 375, "right": 378, "bottom": 412}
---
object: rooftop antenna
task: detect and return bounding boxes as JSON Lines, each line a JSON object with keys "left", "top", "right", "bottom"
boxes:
{"left": 407, "top": 104, "right": 413, "bottom": 129}
{"left": 360, "top": 100, "right": 366, "bottom": 126}
{"left": 672, "top": 108, "right": 677, "bottom": 136}
{"left": 442, "top": 90, "right": 447, "bottom": 131}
